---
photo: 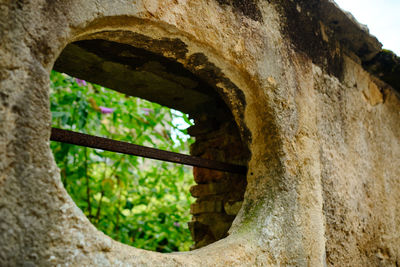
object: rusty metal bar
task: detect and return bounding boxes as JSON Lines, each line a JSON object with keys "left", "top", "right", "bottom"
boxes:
{"left": 50, "top": 128, "right": 247, "bottom": 174}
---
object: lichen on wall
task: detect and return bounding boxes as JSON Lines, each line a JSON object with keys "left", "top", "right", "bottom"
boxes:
{"left": 0, "top": 0, "right": 399, "bottom": 266}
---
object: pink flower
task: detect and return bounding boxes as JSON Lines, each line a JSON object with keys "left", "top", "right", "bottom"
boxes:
{"left": 75, "top": 78, "right": 87, "bottom": 86}
{"left": 99, "top": 106, "right": 114, "bottom": 114}
{"left": 173, "top": 222, "right": 180, "bottom": 227}
{"left": 142, "top": 108, "right": 152, "bottom": 115}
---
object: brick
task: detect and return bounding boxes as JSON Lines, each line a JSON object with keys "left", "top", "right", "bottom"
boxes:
{"left": 189, "top": 182, "right": 231, "bottom": 197}
{"left": 193, "top": 167, "right": 226, "bottom": 183}
{"left": 224, "top": 201, "right": 243, "bottom": 215}
{"left": 187, "top": 221, "right": 209, "bottom": 242}
{"left": 190, "top": 234, "right": 216, "bottom": 250}
{"left": 193, "top": 213, "right": 236, "bottom": 225}
{"left": 190, "top": 200, "right": 223, "bottom": 214}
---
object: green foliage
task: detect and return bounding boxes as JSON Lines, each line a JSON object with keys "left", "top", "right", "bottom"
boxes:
{"left": 49, "top": 71, "right": 195, "bottom": 252}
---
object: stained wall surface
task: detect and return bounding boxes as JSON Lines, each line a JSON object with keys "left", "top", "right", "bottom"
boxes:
{"left": 0, "top": 0, "right": 399, "bottom": 266}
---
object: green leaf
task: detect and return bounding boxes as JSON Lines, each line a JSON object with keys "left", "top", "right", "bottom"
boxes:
{"left": 50, "top": 71, "right": 195, "bottom": 252}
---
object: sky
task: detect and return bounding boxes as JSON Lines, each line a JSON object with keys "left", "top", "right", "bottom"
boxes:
{"left": 334, "top": 0, "right": 400, "bottom": 55}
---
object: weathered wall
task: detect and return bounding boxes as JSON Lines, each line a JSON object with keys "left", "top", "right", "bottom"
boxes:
{"left": 0, "top": 0, "right": 399, "bottom": 266}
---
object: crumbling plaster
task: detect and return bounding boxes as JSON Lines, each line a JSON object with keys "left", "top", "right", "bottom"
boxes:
{"left": 0, "top": 0, "right": 399, "bottom": 266}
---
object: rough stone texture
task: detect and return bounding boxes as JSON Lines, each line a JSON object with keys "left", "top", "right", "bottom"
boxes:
{"left": 0, "top": 0, "right": 399, "bottom": 266}
{"left": 364, "top": 50, "right": 400, "bottom": 92}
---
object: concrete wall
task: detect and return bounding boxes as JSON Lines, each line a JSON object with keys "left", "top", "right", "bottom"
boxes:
{"left": 0, "top": 0, "right": 399, "bottom": 266}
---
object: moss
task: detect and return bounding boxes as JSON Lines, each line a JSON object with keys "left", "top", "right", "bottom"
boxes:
{"left": 268, "top": 0, "right": 345, "bottom": 79}
{"left": 363, "top": 49, "right": 400, "bottom": 92}
{"left": 234, "top": 200, "right": 264, "bottom": 235}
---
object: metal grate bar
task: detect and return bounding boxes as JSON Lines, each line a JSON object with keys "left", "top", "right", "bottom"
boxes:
{"left": 50, "top": 128, "right": 247, "bottom": 174}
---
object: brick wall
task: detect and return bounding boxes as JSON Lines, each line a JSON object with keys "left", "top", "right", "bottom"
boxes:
{"left": 188, "top": 113, "right": 249, "bottom": 249}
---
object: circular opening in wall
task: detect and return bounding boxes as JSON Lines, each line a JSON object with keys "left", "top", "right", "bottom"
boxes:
{"left": 50, "top": 38, "right": 250, "bottom": 252}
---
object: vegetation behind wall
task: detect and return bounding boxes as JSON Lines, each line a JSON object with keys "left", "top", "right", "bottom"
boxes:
{"left": 49, "top": 71, "right": 195, "bottom": 252}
